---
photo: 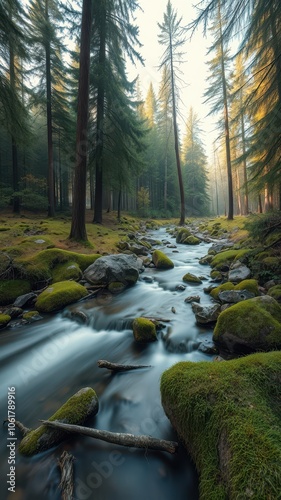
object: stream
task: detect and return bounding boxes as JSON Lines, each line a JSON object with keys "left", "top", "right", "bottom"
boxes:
{"left": 0, "top": 227, "right": 217, "bottom": 500}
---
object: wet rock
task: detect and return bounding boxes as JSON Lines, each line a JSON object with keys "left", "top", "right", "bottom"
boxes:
{"left": 199, "top": 255, "right": 213, "bottom": 265}
{"left": 191, "top": 303, "right": 221, "bottom": 324}
{"left": 176, "top": 284, "right": 186, "bottom": 291}
{"left": 13, "top": 293, "right": 37, "bottom": 308}
{"left": 183, "top": 273, "right": 202, "bottom": 284}
{"left": 133, "top": 317, "right": 157, "bottom": 342}
{"left": 3, "top": 306, "right": 23, "bottom": 318}
{"left": 228, "top": 261, "right": 251, "bottom": 283}
{"left": 184, "top": 295, "right": 200, "bottom": 303}
{"left": 84, "top": 254, "right": 143, "bottom": 287}
{"left": 152, "top": 250, "right": 174, "bottom": 269}
{"left": 141, "top": 276, "right": 154, "bottom": 283}
{"left": 65, "top": 310, "right": 90, "bottom": 324}
{"left": 218, "top": 289, "right": 255, "bottom": 304}
{"left": 198, "top": 339, "right": 218, "bottom": 355}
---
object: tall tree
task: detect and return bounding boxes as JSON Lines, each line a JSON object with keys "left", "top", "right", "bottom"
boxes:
{"left": 204, "top": 1, "right": 234, "bottom": 219}
{"left": 158, "top": 0, "right": 186, "bottom": 225}
{"left": 69, "top": 0, "right": 93, "bottom": 241}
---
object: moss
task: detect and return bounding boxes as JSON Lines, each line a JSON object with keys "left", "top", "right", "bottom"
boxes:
{"left": 213, "top": 296, "right": 281, "bottom": 351}
{"left": 262, "top": 256, "right": 280, "bottom": 270}
{"left": 184, "top": 235, "right": 200, "bottom": 245}
{"left": 0, "top": 280, "right": 31, "bottom": 306}
{"left": 35, "top": 281, "right": 88, "bottom": 312}
{"left": 160, "top": 351, "right": 281, "bottom": 500}
{"left": 235, "top": 279, "right": 259, "bottom": 296}
{"left": 211, "top": 248, "right": 251, "bottom": 270}
{"left": 108, "top": 281, "right": 126, "bottom": 293}
{"left": 22, "top": 311, "right": 40, "bottom": 321}
{"left": 133, "top": 317, "right": 157, "bottom": 342}
{"left": 182, "top": 273, "right": 202, "bottom": 284}
{"left": 15, "top": 249, "right": 100, "bottom": 284}
{"left": 51, "top": 261, "right": 82, "bottom": 283}
{"left": 210, "top": 282, "right": 235, "bottom": 301}
{"left": 0, "top": 314, "right": 11, "bottom": 326}
{"left": 176, "top": 228, "right": 191, "bottom": 243}
{"left": 19, "top": 387, "right": 99, "bottom": 456}
{"left": 210, "top": 270, "right": 223, "bottom": 280}
{"left": 152, "top": 250, "right": 174, "bottom": 269}
{"left": 268, "top": 285, "right": 281, "bottom": 302}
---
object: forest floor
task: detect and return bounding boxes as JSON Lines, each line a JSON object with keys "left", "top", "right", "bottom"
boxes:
{"left": 0, "top": 209, "right": 248, "bottom": 260}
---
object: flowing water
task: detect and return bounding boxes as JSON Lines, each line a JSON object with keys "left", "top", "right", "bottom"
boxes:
{"left": 0, "top": 227, "right": 217, "bottom": 500}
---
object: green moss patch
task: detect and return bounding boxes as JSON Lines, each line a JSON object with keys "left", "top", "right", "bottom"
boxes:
{"left": 161, "top": 351, "right": 281, "bottom": 500}
{"left": 268, "top": 285, "right": 281, "bottom": 302}
{"left": 213, "top": 295, "right": 281, "bottom": 353}
{"left": 184, "top": 235, "right": 200, "bottom": 245}
{"left": 0, "top": 314, "right": 11, "bottom": 327}
{"left": 152, "top": 250, "right": 174, "bottom": 269}
{"left": 0, "top": 280, "right": 31, "bottom": 306}
{"left": 22, "top": 311, "right": 40, "bottom": 321}
{"left": 235, "top": 279, "right": 259, "bottom": 295}
{"left": 182, "top": 273, "right": 202, "bottom": 284}
{"left": 211, "top": 248, "right": 251, "bottom": 270}
{"left": 51, "top": 261, "right": 82, "bottom": 283}
{"left": 176, "top": 228, "right": 191, "bottom": 243}
{"left": 133, "top": 317, "right": 157, "bottom": 342}
{"left": 19, "top": 387, "right": 99, "bottom": 456}
{"left": 36, "top": 281, "right": 88, "bottom": 312}
{"left": 210, "top": 282, "right": 235, "bottom": 301}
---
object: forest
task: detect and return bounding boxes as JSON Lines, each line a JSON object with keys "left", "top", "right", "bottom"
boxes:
{"left": 1, "top": 0, "right": 280, "bottom": 237}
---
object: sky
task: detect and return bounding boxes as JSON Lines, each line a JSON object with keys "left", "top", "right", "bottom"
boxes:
{"left": 127, "top": 0, "right": 217, "bottom": 159}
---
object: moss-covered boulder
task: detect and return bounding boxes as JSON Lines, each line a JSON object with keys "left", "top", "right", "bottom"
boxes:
{"left": 36, "top": 281, "right": 88, "bottom": 312}
{"left": 235, "top": 279, "right": 259, "bottom": 295}
{"left": 176, "top": 228, "right": 191, "bottom": 243}
{"left": 184, "top": 235, "right": 200, "bottom": 245}
{"left": 152, "top": 250, "right": 174, "bottom": 270}
{"left": 0, "top": 314, "right": 11, "bottom": 328}
{"left": 211, "top": 248, "right": 251, "bottom": 270}
{"left": 22, "top": 311, "right": 41, "bottom": 322}
{"left": 210, "top": 282, "right": 235, "bottom": 301}
{"left": 0, "top": 280, "right": 31, "bottom": 306}
{"left": 160, "top": 351, "right": 281, "bottom": 500}
{"left": 210, "top": 270, "right": 223, "bottom": 281}
{"left": 133, "top": 317, "right": 157, "bottom": 342}
{"left": 182, "top": 273, "right": 202, "bottom": 284}
{"left": 19, "top": 387, "right": 99, "bottom": 456}
{"left": 51, "top": 261, "right": 82, "bottom": 283}
{"left": 268, "top": 285, "right": 281, "bottom": 302}
{"left": 213, "top": 295, "right": 281, "bottom": 353}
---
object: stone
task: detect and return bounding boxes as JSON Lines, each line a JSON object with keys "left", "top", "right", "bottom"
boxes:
{"left": 152, "top": 250, "right": 174, "bottom": 270}
{"left": 3, "top": 306, "right": 23, "bottom": 318}
{"left": 36, "top": 281, "right": 88, "bottom": 313}
{"left": 228, "top": 261, "right": 251, "bottom": 282}
{"left": 191, "top": 303, "right": 221, "bottom": 324}
{"left": 13, "top": 292, "right": 37, "bottom": 308}
{"left": 84, "top": 254, "right": 143, "bottom": 287}
{"left": 184, "top": 295, "right": 200, "bottom": 303}
{"left": 176, "top": 284, "right": 186, "bottom": 291}
{"left": 182, "top": 273, "right": 202, "bottom": 284}
{"left": 218, "top": 289, "right": 255, "bottom": 304}
{"left": 198, "top": 339, "right": 218, "bottom": 355}
{"left": 133, "top": 317, "right": 157, "bottom": 342}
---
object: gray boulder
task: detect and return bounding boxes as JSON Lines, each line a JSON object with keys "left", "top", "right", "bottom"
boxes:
{"left": 191, "top": 303, "right": 221, "bottom": 324}
{"left": 218, "top": 289, "right": 255, "bottom": 304}
{"left": 228, "top": 261, "right": 251, "bottom": 282}
{"left": 84, "top": 254, "right": 143, "bottom": 287}
{"left": 13, "top": 293, "right": 37, "bottom": 308}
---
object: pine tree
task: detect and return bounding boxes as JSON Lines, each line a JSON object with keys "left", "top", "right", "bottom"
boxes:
{"left": 158, "top": 0, "right": 186, "bottom": 225}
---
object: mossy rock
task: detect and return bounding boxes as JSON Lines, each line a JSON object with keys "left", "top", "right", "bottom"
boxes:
{"left": 262, "top": 256, "right": 281, "bottom": 270}
{"left": 182, "top": 273, "right": 202, "bottom": 284}
{"left": 0, "top": 280, "right": 31, "bottom": 306}
{"left": 235, "top": 279, "right": 259, "bottom": 296}
{"left": 22, "top": 311, "right": 40, "bottom": 321}
{"left": 51, "top": 261, "right": 82, "bottom": 283}
{"left": 268, "top": 285, "right": 281, "bottom": 302}
{"left": 199, "top": 255, "right": 213, "bottom": 265}
{"left": 184, "top": 235, "right": 200, "bottom": 245}
{"left": 15, "top": 249, "right": 101, "bottom": 284}
{"left": 0, "top": 314, "right": 11, "bottom": 327}
{"left": 160, "top": 351, "right": 281, "bottom": 500}
{"left": 176, "top": 228, "right": 191, "bottom": 243}
{"left": 210, "top": 282, "right": 235, "bottom": 301}
{"left": 152, "top": 250, "right": 174, "bottom": 270}
{"left": 211, "top": 248, "right": 251, "bottom": 270}
{"left": 133, "top": 317, "right": 157, "bottom": 342}
{"left": 210, "top": 270, "right": 223, "bottom": 281}
{"left": 19, "top": 387, "right": 99, "bottom": 456}
{"left": 36, "top": 281, "right": 88, "bottom": 312}
{"left": 213, "top": 295, "right": 281, "bottom": 353}
{"left": 108, "top": 281, "right": 126, "bottom": 294}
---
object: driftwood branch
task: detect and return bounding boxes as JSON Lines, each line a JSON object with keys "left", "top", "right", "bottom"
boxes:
{"left": 97, "top": 360, "right": 151, "bottom": 371}
{"left": 40, "top": 420, "right": 178, "bottom": 455}
{"left": 3, "top": 419, "right": 31, "bottom": 437}
{"left": 58, "top": 451, "right": 75, "bottom": 500}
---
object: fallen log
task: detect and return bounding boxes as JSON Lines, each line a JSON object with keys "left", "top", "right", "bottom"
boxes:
{"left": 97, "top": 360, "right": 152, "bottom": 371}
{"left": 58, "top": 451, "right": 75, "bottom": 500}
{"left": 40, "top": 420, "right": 178, "bottom": 455}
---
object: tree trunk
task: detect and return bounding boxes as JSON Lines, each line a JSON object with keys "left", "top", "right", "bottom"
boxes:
{"left": 45, "top": 0, "right": 55, "bottom": 217}
{"left": 240, "top": 107, "right": 249, "bottom": 215}
{"left": 9, "top": 43, "right": 20, "bottom": 213}
{"left": 69, "top": 0, "right": 93, "bottom": 240}
{"left": 93, "top": 6, "right": 106, "bottom": 224}
{"left": 117, "top": 188, "right": 121, "bottom": 220}
{"left": 169, "top": 33, "right": 185, "bottom": 225}
{"left": 219, "top": 3, "right": 233, "bottom": 220}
